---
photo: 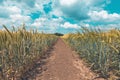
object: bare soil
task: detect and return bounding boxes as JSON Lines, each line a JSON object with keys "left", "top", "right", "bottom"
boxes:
{"left": 22, "top": 38, "right": 105, "bottom": 80}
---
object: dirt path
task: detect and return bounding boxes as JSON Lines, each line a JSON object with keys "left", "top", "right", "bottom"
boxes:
{"left": 26, "top": 38, "right": 105, "bottom": 80}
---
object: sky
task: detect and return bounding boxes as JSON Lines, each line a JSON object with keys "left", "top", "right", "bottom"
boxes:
{"left": 0, "top": 0, "right": 120, "bottom": 34}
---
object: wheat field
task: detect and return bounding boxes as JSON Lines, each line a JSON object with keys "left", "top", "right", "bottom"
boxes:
{"left": 64, "top": 27, "right": 120, "bottom": 79}
{"left": 0, "top": 25, "right": 57, "bottom": 80}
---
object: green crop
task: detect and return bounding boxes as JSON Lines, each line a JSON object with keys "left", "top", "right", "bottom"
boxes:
{"left": 65, "top": 27, "right": 120, "bottom": 79}
{"left": 0, "top": 25, "right": 57, "bottom": 80}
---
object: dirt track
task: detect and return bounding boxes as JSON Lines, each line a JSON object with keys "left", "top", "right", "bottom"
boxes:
{"left": 25, "top": 38, "right": 104, "bottom": 80}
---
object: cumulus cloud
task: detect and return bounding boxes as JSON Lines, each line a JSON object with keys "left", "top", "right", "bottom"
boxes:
{"left": 56, "top": 0, "right": 89, "bottom": 20}
{"left": 61, "top": 22, "right": 80, "bottom": 29}
{"left": 7, "top": 6, "right": 21, "bottom": 14}
{"left": 88, "top": 10, "right": 120, "bottom": 23}
{"left": 31, "top": 16, "right": 63, "bottom": 27}
{"left": 31, "top": 18, "right": 46, "bottom": 27}
{"left": 10, "top": 14, "right": 31, "bottom": 23}
{"left": 0, "top": 3, "right": 30, "bottom": 27}
{"left": 0, "top": 5, "right": 22, "bottom": 18}
{"left": 59, "top": 0, "right": 78, "bottom": 6}
{"left": 0, "top": 0, "right": 119, "bottom": 33}
{"left": 53, "top": 0, "right": 110, "bottom": 21}
{"left": 31, "top": 17, "right": 64, "bottom": 33}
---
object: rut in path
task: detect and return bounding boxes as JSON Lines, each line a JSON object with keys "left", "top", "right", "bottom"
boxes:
{"left": 26, "top": 38, "right": 104, "bottom": 80}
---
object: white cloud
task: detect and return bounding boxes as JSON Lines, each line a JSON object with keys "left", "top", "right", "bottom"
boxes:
{"left": 0, "top": 5, "right": 21, "bottom": 18}
{"left": 31, "top": 18, "right": 47, "bottom": 27}
{"left": 59, "top": 0, "right": 78, "bottom": 6}
{"left": 88, "top": 10, "right": 120, "bottom": 23}
{"left": 31, "top": 22, "right": 42, "bottom": 27}
{"left": 10, "top": 14, "right": 31, "bottom": 23}
{"left": 31, "top": 16, "right": 65, "bottom": 33}
{"left": 81, "top": 23, "right": 90, "bottom": 28}
{"left": 53, "top": 0, "right": 110, "bottom": 21}
{"left": 61, "top": 22, "right": 79, "bottom": 29}
{"left": 7, "top": 6, "right": 21, "bottom": 14}
{"left": 31, "top": 16, "right": 63, "bottom": 27}
{"left": 56, "top": 0, "right": 89, "bottom": 20}
{"left": 51, "top": 9, "right": 63, "bottom": 17}
{"left": 0, "top": 2, "right": 32, "bottom": 28}
{"left": 0, "top": 0, "right": 118, "bottom": 33}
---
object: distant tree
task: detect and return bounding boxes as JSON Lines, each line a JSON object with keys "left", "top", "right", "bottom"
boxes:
{"left": 54, "top": 33, "right": 64, "bottom": 36}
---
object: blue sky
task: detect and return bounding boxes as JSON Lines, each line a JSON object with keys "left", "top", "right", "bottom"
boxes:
{"left": 0, "top": 0, "right": 120, "bottom": 33}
